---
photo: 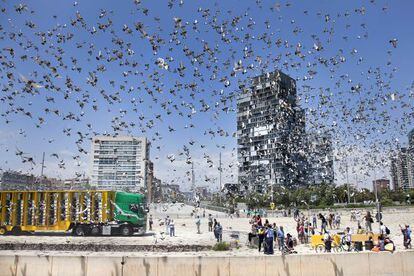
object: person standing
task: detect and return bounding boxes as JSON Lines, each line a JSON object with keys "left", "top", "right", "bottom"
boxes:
{"left": 364, "top": 211, "right": 373, "bottom": 232}
{"left": 248, "top": 223, "right": 258, "bottom": 245}
{"left": 298, "top": 223, "right": 305, "bottom": 244}
{"left": 265, "top": 225, "right": 275, "bottom": 254}
{"left": 400, "top": 224, "right": 412, "bottom": 249}
{"left": 294, "top": 208, "right": 299, "bottom": 220}
{"left": 356, "top": 210, "right": 362, "bottom": 227}
{"left": 169, "top": 219, "right": 175, "bottom": 237}
{"left": 323, "top": 231, "right": 332, "bottom": 252}
{"left": 272, "top": 223, "right": 278, "bottom": 233}
{"left": 319, "top": 214, "right": 327, "bottom": 233}
{"left": 256, "top": 215, "right": 263, "bottom": 227}
{"left": 165, "top": 216, "right": 170, "bottom": 235}
{"left": 345, "top": 227, "right": 352, "bottom": 251}
{"left": 304, "top": 218, "right": 310, "bottom": 243}
{"left": 277, "top": 226, "right": 285, "bottom": 251}
{"left": 149, "top": 214, "right": 153, "bottom": 231}
{"left": 208, "top": 214, "right": 213, "bottom": 232}
{"left": 312, "top": 214, "right": 317, "bottom": 228}
{"left": 350, "top": 210, "right": 355, "bottom": 222}
{"left": 328, "top": 213, "right": 334, "bottom": 229}
{"left": 214, "top": 222, "right": 223, "bottom": 242}
{"left": 257, "top": 226, "right": 265, "bottom": 252}
{"left": 335, "top": 213, "right": 341, "bottom": 229}
{"left": 196, "top": 216, "right": 201, "bottom": 234}
{"left": 380, "top": 222, "right": 387, "bottom": 236}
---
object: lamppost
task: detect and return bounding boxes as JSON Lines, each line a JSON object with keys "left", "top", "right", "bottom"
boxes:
{"left": 345, "top": 160, "right": 350, "bottom": 205}
{"left": 219, "top": 153, "right": 222, "bottom": 205}
{"left": 270, "top": 159, "right": 275, "bottom": 204}
{"left": 373, "top": 167, "right": 381, "bottom": 232}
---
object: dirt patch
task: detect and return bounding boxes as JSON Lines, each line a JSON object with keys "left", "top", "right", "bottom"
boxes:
{"left": 0, "top": 243, "right": 212, "bottom": 252}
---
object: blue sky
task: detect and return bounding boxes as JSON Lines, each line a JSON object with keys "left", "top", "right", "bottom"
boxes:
{"left": 0, "top": 0, "right": 413, "bottom": 191}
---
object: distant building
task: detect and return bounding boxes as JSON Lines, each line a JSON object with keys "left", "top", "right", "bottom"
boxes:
{"left": 408, "top": 129, "right": 414, "bottom": 189}
{"left": 63, "top": 178, "right": 90, "bottom": 190}
{"left": 89, "top": 136, "right": 150, "bottom": 192}
{"left": 398, "top": 148, "right": 409, "bottom": 190}
{"left": 372, "top": 179, "right": 390, "bottom": 194}
{"left": 390, "top": 156, "right": 399, "bottom": 190}
{"left": 1, "top": 171, "right": 63, "bottom": 190}
{"left": 152, "top": 177, "right": 162, "bottom": 201}
{"left": 1, "top": 171, "right": 37, "bottom": 190}
{"left": 237, "top": 70, "right": 306, "bottom": 193}
{"left": 195, "top": 186, "right": 210, "bottom": 199}
{"left": 409, "top": 129, "right": 414, "bottom": 146}
{"left": 306, "top": 131, "right": 334, "bottom": 185}
{"left": 146, "top": 161, "right": 154, "bottom": 203}
{"left": 390, "top": 128, "right": 414, "bottom": 191}
{"left": 159, "top": 183, "right": 181, "bottom": 202}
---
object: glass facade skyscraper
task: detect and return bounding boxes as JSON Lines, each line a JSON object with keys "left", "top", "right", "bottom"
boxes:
{"left": 237, "top": 71, "right": 306, "bottom": 192}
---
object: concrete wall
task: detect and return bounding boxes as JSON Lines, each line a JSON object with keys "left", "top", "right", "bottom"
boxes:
{"left": 0, "top": 251, "right": 413, "bottom": 276}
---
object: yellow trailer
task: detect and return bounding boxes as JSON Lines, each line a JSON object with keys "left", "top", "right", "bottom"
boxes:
{"left": 0, "top": 190, "right": 147, "bottom": 236}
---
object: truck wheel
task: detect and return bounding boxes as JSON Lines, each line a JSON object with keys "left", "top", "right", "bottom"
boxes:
{"left": 136, "top": 228, "right": 146, "bottom": 236}
{"left": 73, "top": 225, "right": 85, "bottom": 236}
{"left": 120, "top": 225, "right": 133, "bottom": 236}
{"left": 11, "top": 227, "right": 22, "bottom": 236}
{"left": 0, "top": 227, "right": 7, "bottom": 235}
{"left": 90, "top": 226, "right": 101, "bottom": 236}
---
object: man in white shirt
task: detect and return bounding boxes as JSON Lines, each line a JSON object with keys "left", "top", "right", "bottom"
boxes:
{"left": 345, "top": 227, "right": 352, "bottom": 251}
{"left": 380, "top": 222, "right": 387, "bottom": 236}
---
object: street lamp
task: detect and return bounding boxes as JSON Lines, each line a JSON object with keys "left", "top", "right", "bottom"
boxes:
{"left": 345, "top": 160, "right": 350, "bottom": 205}
{"left": 373, "top": 167, "right": 381, "bottom": 232}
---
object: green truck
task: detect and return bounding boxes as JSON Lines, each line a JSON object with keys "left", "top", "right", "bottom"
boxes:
{"left": 0, "top": 190, "right": 148, "bottom": 236}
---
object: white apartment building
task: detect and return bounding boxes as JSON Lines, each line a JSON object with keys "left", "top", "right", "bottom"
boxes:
{"left": 89, "top": 136, "right": 150, "bottom": 191}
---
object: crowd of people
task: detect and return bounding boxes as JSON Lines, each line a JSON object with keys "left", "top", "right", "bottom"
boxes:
{"left": 207, "top": 214, "right": 223, "bottom": 242}
{"left": 154, "top": 206, "right": 411, "bottom": 254}
{"left": 248, "top": 215, "right": 296, "bottom": 255}
{"left": 163, "top": 215, "right": 176, "bottom": 237}
{"left": 247, "top": 208, "right": 412, "bottom": 254}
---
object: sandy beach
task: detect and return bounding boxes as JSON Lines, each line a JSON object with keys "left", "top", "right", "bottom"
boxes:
{"left": 0, "top": 203, "right": 413, "bottom": 257}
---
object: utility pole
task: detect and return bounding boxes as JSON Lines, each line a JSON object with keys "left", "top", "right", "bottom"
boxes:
{"left": 40, "top": 152, "right": 45, "bottom": 177}
{"left": 38, "top": 152, "right": 46, "bottom": 191}
{"left": 354, "top": 174, "right": 358, "bottom": 204}
{"left": 345, "top": 160, "right": 350, "bottom": 205}
{"left": 191, "top": 162, "right": 195, "bottom": 199}
{"left": 271, "top": 160, "right": 275, "bottom": 203}
{"left": 219, "top": 152, "right": 222, "bottom": 205}
{"left": 373, "top": 168, "right": 381, "bottom": 232}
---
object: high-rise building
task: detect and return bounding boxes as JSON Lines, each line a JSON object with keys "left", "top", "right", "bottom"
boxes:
{"left": 408, "top": 129, "right": 414, "bottom": 189}
{"left": 390, "top": 147, "right": 410, "bottom": 190}
{"left": 237, "top": 70, "right": 306, "bottom": 192}
{"left": 390, "top": 156, "right": 399, "bottom": 190}
{"left": 409, "top": 128, "right": 414, "bottom": 146}
{"left": 306, "top": 131, "right": 334, "bottom": 185}
{"left": 89, "top": 136, "right": 150, "bottom": 192}
{"left": 390, "top": 128, "right": 414, "bottom": 191}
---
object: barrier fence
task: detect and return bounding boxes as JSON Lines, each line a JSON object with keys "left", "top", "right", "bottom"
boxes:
{"left": 0, "top": 251, "right": 413, "bottom": 276}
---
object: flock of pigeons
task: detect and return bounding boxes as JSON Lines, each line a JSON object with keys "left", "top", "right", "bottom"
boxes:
{"left": 0, "top": 0, "right": 413, "bottom": 191}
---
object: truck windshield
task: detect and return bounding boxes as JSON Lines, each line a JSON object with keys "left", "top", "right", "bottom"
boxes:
{"left": 129, "top": 204, "right": 142, "bottom": 214}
